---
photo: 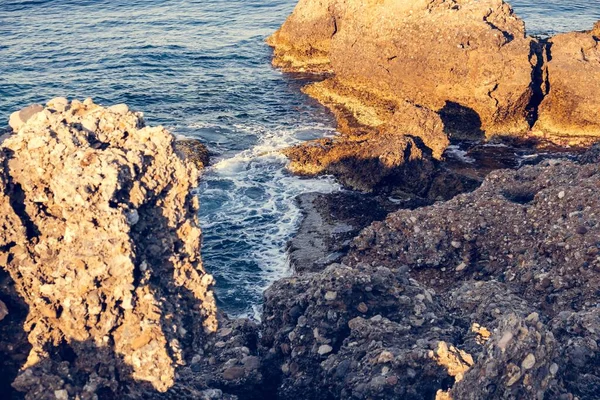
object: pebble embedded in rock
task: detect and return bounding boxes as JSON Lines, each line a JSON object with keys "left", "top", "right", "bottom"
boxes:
{"left": 377, "top": 350, "right": 394, "bottom": 364}
{"left": 222, "top": 366, "right": 245, "bottom": 381}
{"left": 0, "top": 300, "right": 7, "bottom": 321}
{"left": 357, "top": 302, "right": 368, "bottom": 313}
{"left": 318, "top": 345, "right": 333, "bottom": 355}
{"left": 324, "top": 291, "right": 337, "bottom": 301}
{"left": 456, "top": 262, "right": 467, "bottom": 272}
{"left": 243, "top": 356, "right": 260, "bottom": 371}
{"left": 521, "top": 353, "right": 536, "bottom": 370}
{"left": 199, "top": 389, "right": 223, "bottom": 400}
{"left": 497, "top": 332, "right": 513, "bottom": 351}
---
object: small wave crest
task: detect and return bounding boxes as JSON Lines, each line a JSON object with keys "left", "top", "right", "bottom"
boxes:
{"left": 197, "top": 122, "right": 340, "bottom": 319}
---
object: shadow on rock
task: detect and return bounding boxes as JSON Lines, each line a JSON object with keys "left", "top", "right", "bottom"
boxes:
{"left": 439, "top": 102, "right": 485, "bottom": 142}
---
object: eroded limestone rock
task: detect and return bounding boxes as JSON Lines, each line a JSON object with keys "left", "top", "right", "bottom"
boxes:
{"left": 270, "top": 0, "right": 537, "bottom": 137}
{"left": 534, "top": 22, "right": 600, "bottom": 142}
{"left": 0, "top": 100, "right": 218, "bottom": 398}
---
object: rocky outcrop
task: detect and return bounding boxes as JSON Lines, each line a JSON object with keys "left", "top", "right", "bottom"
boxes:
{"left": 269, "top": 0, "right": 538, "bottom": 133}
{"left": 174, "top": 138, "right": 211, "bottom": 170}
{"left": 0, "top": 99, "right": 219, "bottom": 398}
{"left": 261, "top": 147, "right": 600, "bottom": 399}
{"left": 270, "top": 0, "right": 543, "bottom": 191}
{"left": 271, "top": 1, "right": 600, "bottom": 191}
{"left": 534, "top": 22, "right": 600, "bottom": 142}
{"left": 284, "top": 79, "right": 450, "bottom": 190}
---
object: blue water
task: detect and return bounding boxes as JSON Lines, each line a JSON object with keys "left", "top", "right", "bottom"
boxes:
{"left": 1, "top": 0, "right": 599, "bottom": 316}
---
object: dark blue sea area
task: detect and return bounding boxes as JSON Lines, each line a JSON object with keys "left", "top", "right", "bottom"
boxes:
{"left": 1, "top": 0, "right": 599, "bottom": 317}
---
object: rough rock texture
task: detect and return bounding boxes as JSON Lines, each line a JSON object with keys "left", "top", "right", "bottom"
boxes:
{"left": 0, "top": 99, "right": 218, "bottom": 399}
{"left": 283, "top": 79, "right": 451, "bottom": 190}
{"left": 270, "top": 0, "right": 537, "bottom": 137}
{"left": 348, "top": 156, "right": 600, "bottom": 317}
{"left": 261, "top": 147, "right": 600, "bottom": 399}
{"left": 270, "top": 0, "right": 549, "bottom": 191}
{"left": 534, "top": 22, "right": 600, "bottom": 141}
{"left": 261, "top": 263, "right": 463, "bottom": 399}
{"left": 174, "top": 138, "right": 211, "bottom": 170}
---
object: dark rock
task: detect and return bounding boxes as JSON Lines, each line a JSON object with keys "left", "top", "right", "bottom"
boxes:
{"left": 175, "top": 138, "right": 211, "bottom": 170}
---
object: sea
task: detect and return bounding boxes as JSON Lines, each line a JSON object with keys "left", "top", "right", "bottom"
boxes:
{"left": 1, "top": 0, "right": 599, "bottom": 317}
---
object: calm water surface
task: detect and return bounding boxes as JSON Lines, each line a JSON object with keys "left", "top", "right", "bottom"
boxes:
{"left": 1, "top": 0, "right": 599, "bottom": 316}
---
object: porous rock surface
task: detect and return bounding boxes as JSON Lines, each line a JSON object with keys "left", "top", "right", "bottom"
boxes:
{"left": 284, "top": 79, "right": 450, "bottom": 190}
{"left": 0, "top": 99, "right": 220, "bottom": 398}
{"left": 534, "top": 22, "right": 600, "bottom": 142}
{"left": 261, "top": 147, "right": 600, "bottom": 399}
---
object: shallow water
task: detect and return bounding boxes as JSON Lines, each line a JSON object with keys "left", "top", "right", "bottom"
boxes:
{"left": 1, "top": 0, "right": 599, "bottom": 317}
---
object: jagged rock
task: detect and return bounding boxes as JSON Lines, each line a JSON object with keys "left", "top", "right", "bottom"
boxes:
{"left": 270, "top": 0, "right": 537, "bottom": 138}
{"left": 271, "top": 0, "right": 546, "bottom": 191}
{"left": 284, "top": 130, "right": 435, "bottom": 191}
{"left": 0, "top": 100, "right": 218, "bottom": 398}
{"left": 283, "top": 79, "right": 450, "bottom": 191}
{"left": 534, "top": 21, "right": 600, "bottom": 143}
{"left": 260, "top": 262, "right": 462, "bottom": 399}
{"left": 266, "top": 0, "right": 336, "bottom": 74}
{"left": 348, "top": 156, "right": 600, "bottom": 318}
{"left": 452, "top": 314, "right": 563, "bottom": 399}
{"left": 174, "top": 138, "right": 211, "bottom": 170}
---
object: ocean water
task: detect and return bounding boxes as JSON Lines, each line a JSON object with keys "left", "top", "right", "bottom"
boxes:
{"left": 1, "top": 0, "right": 599, "bottom": 317}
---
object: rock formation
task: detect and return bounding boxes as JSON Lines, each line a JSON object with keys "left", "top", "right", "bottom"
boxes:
{"left": 271, "top": 0, "right": 600, "bottom": 191}
{"left": 0, "top": 99, "right": 218, "bottom": 398}
{"left": 534, "top": 22, "right": 600, "bottom": 142}
{"left": 261, "top": 147, "right": 600, "bottom": 399}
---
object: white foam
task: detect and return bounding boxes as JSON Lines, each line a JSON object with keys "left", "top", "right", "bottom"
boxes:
{"left": 196, "top": 121, "right": 341, "bottom": 318}
{"left": 445, "top": 144, "right": 476, "bottom": 163}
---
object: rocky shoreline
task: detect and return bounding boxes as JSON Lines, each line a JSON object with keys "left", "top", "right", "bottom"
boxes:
{"left": 269, "top": 0, "right": 600, "bottom": 192}
{"left": 1, "top": 0, "right": 600, "bottom": 399}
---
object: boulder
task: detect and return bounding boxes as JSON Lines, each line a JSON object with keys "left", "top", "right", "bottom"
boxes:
{"left": 175, "top": 138, "right": 211, "bottom": 170}
{"left": 534, "top": 22, "right": 600, "bottom": 143}
{"left": 270, "top": 0, "right": 537, "bottom": 138}
{"left": 0, "top": 100, "right": 218, "bottom": 398}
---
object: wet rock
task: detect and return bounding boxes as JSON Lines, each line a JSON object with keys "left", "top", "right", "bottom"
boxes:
{"left": 535, "top": 21, "right": 600, "bottom": 143}
{"left": 174, "top": 138, "right": 211, "bottom": 170}
{"left": 288, "top": 192, "right": 396, "bottom": 273}
{"left": 0, "top": 100, "right": 218, "bottom": 398}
